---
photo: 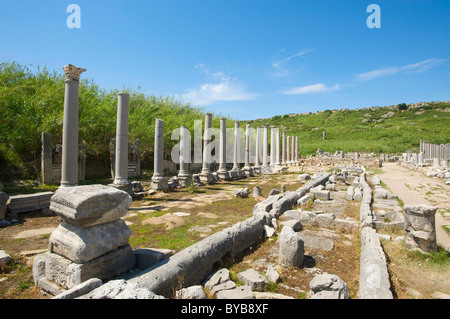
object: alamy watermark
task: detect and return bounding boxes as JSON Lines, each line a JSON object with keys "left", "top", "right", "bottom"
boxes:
{"left": 66, "top": 4, "right": 81, "bottom": 29}
{"left": 367, "top": 4, "right": 381, "bottom": 29}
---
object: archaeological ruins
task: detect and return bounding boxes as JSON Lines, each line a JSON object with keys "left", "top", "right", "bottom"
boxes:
{"left": 1, "top": 64, "right": 449, "bottom": 301}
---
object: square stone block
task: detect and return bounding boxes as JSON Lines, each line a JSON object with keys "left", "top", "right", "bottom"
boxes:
{"left": 49, "top": 220, "right": 131, "bottom": 263}
{"left": 50, "top": 185, "right": 132, "bottom": 228}
{"left": 45, "top": 245, "right": 136, "bottom": 289}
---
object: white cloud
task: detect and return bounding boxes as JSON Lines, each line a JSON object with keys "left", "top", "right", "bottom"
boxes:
{"left": 282, "top": 83, "right": 340, "bottom": 95}
{"left": 269, "top": 48, "right": 314, "bottom": 78}
{"left": 183, "top": 64, "right": 256, "bottom": 106}
{"left": 355, "top": 58, "right": 446, "bottom": 82}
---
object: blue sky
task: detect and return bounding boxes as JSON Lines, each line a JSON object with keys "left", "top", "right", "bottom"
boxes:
{"left": 1, "top": 0, "right": 449, "bottom": 120}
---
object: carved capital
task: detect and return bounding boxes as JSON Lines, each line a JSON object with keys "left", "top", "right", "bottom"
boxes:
{"left": 63, "top": 64, "right": 86, "bottom": 81}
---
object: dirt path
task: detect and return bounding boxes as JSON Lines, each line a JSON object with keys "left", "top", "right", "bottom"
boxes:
{"left": 377, "top": 162, "right": 450, "bottom": 251}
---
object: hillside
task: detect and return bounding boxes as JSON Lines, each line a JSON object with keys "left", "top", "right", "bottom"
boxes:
{"left": 247, "top": 101, "right": 450, "bottom": 156}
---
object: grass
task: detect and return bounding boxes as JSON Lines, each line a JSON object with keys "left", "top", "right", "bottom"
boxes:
{"left": 383, "top": 240, "right": 450, "bottom": 298}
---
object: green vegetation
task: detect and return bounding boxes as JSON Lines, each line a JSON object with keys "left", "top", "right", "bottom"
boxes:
{"left": 248, "top": 101, "right": 450, "bottom": 156}
{"left": 0, "top": 61, "right": 230, "bottom": 180}
{"left": 1, "top": 61, "right": 449, "bottom": 181}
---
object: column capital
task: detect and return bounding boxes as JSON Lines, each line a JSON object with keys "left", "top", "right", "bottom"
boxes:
{"left": 63, "top": 64, "right": 86, "bottom": 81}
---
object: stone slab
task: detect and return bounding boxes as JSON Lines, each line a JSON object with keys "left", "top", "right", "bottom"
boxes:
{"left": 237, "top": 269, "right": 268, "bottom": 292}
{"left": 50, "top": 185, "right": 132, "bottom": 228}
{"left": 44, "top": 244, "right": 135, "bottom": 289}
{"left": 49, "top": 220, "right": 131, "bottom": 263}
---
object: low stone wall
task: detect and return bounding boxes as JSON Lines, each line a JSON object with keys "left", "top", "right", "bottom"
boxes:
{"left": 7, "top": 192, "right": 54, "bottom": 215}
{"left": 128, "top": 172, "right": 331, "bottom": 297}
{"left": 357, "top": 172, "right": 393, "bottom": 299}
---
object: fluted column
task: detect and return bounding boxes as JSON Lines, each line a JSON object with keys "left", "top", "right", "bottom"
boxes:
{"left": 243, "top": 124, "right": 253, "bottom": 177}
{"left": 217, "top": 118, "right": 229, "bottom": 180}
{"left": 199, "top": 113, "right": 214, "bottom": 183}
{"left": 282, "top": 130, "right": 286, "bottom": 165}
{"left": 151, "top": 119, "right": 168, "bottom": 190}
{"left": 253, "top": 127, "right": 261, "bottom": 174}
{"left": 60, "top": 64, "right": 86, "bottom": 187}
{"left": 113, "top": 93, "right": 130, "bottom": 186}
{"left": 262, "top": 124, "right": 269, "bottom": 167}
{"left": 286, "top": 136, "right": 291, "bottom": 165}
{"left": 178, "top": 126, "right": 192, "bottom": 187}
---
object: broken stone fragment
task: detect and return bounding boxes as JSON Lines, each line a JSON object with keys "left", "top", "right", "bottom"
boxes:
{"left": 308, "top": 273, "right": 350, "bottom": 299}
{"left": 50, "top": 185, "right": 132, "bottom": 228}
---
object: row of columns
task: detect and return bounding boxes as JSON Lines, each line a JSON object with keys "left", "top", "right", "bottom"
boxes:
{"left": 58, "top": 64, "right": 300, "bottom": 192}
{"left": 419, "top": 140, "right": 450, "bottom": 162}
{"left": 151, "top": 116, "right": 300, "bottom": 190}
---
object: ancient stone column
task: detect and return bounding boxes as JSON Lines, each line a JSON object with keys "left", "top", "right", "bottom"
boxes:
{"left": 276, "top": 129, "right": 280, "bottom": 166}
{"left": 178, "top": 126, "right": 192, "bottom": 187}
{"left": 60, "top": 64, "right": 86, "bottom": 187}
{"left": 282, "top": 129, "right": 286, "bottom": 165}
{"left": 291, "top": 136, "right": 295, "bottom": 165}
{"left": 199, "top": 113, "right": 214, "bottom": 183}
{"left": 113, "top": 93, "right": 130, "bottom": 187}
{"left": 41, "top": 132, "right": 53, "bottom": 185}
{"left": 262, "top": 124, "right": 269, "bottom": 168}
{"left": 151, "top": 119, "right": 169, "bottom": 191}
{"left": 286, "top": 136, "right": 291, "bottom": 165}
{"left": 295, "top": 136, "right": 299, "bottom": 164}
{"left": 243, "top": 124, "right": 252, "bottom": 177}
{"left": 230, "top": 121, "right": 241, "bottom": 179}
{"left": 217, "top": 118, "right": 229, "bottom": 180}
{"left": 270, "top": 126, "right": 276, "bottom": 166}
{"left": 253, "top": 127, "right": 261, "bottom": 174}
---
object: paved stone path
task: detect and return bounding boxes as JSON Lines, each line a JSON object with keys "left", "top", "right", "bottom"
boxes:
{"left": 378, "top": 162, "right": 450, "bottom": 251}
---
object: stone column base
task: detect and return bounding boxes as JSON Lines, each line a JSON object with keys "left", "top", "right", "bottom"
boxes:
{"left": 217, "top": 171, "right": 230, "bottom": 181}
{"left": 242, "top": 167, "right": 253, "bottom": 177}
{"left": 34, "top": 245, "right": 135, "bottom": 291}
{"left": 178, "top": 174, "right": 193, "bottom": 187}
{"left": 151, "top": 177, "right": 169, "bottom": 191}
{"left": 199, "top": 172, "right": 214, "bottom": 184}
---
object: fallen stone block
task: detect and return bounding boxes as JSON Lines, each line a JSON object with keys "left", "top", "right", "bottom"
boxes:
{"left": 237, "top": 269, "right": 268, "bottom": 292}
{"left": 358, "top": 227, "right": 393, "bottom": 299}
{"left": 7, "top": 192, "right": 53, "bottom": 215}
{"left": 346, "top": 186, "right": 355, "bottom": 200}
{"left": 234, "top": 187, "right": 251, "bottom": 198}
{"left": 0, "top": 250, "right": 11, "bottom": 268}
{"left": 279, "top": 226, "right": 304, "bottom": 267}
{"left": 308, "top": 274, "right": 350, "bottom": 299}
{"left": 78, "top": 279, "right": 164, "bottom": 299}
{"left": 353, "top": 187, "right": 362, "bottom": 200}
{"left": 280, "top": 219, "right": 302, "bottom": 232}
{"left": 52, "top": 278, "right": 103, "bottom": 299}
{"left": 333, "top": 218, "right": 358, "bottom": 232}
{"left": 203, "top": 268, "right": 230, "bottom": 291}
{"left": 175, "top": 285, "right": 207, "bottom": 299}
{"left": 265, "top": 265, "right": 280, "bottom": 283}
{"left": 134, "top": 248, "right": 173, "bottom": 270}
{"left": 315, "top": 213, "right": 335, "bottom": 228}
{"left": 297, "top": 194, "right": 311, "bottom": 205}
{"left": 263, "top": 225, "right": 276, "bottom": 238}
{"left": 210, "top": 281, "right": 236, "bottom": 296}
{"left": 215, "top": 285, "right": 255, "bottom": 299}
